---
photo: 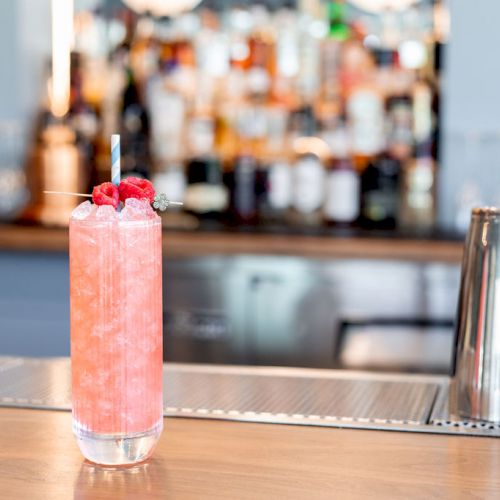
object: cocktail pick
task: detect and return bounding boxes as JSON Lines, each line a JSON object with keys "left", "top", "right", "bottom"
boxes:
{"left": 43, "top": 191, "right": 92, "bottom": 197}
{"left": 153, "top": 193, "right": 183, "bottom": 211}
{"left": 43, "top": 190, "right": 183, "bottom": 210}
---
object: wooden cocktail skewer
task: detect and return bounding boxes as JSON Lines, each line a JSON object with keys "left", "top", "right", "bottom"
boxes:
{"left": 43, "top": 190, "right": 184, "bottom": 208}
{"left": 43, "top": 191, "right": 92, "bottom": 197}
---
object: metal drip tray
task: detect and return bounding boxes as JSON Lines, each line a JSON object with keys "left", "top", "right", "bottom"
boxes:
{"left": 164, "top": 365, "right": 438, "bottom": 426}
{"left": 0, "top": 356, "right": 498, "bottom": 437}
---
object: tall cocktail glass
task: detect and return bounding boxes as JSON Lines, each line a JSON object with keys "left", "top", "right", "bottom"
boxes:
{"left": 69, "top": 201, "right": 163, "bottom": 465}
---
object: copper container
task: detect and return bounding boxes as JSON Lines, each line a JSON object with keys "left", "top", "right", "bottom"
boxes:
{"left": 25, "top": 123, "right": 85, "bottom": 226}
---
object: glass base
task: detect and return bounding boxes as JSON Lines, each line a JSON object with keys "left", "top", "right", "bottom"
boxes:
{"left": 73, "top": 420, "right": 163, "bottom": 465}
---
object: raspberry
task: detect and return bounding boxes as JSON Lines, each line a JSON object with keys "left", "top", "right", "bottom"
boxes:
{"left": 92, "top": 182, "right": 120, "bottom": 209}
{"left": 118, "top": 177, "right": 156, "bottom": 204}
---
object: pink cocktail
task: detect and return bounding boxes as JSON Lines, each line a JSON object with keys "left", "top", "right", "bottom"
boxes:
{"left": 70, "top": 199, "right": 163, "bottom": 465}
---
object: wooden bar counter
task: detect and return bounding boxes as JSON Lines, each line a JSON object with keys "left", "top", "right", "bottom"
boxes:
{"left": 1, "top": 407, "right": 499, "bottom": 499}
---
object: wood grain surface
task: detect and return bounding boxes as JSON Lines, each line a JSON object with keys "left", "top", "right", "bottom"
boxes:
{"left": 0, "top": 224, "right": 463, "bottom": 262}
{"left": 1, "top": 408, "right": 499, "bottom": 499}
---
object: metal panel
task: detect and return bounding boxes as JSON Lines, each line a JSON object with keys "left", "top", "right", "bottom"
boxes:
{"left": 0, "top": 357, "right": 70, "bottom": 409}
{"left": 2, "top": 356, "right": 500, "bottom": 437}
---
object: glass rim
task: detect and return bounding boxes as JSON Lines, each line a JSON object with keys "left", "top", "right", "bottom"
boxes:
{"left": 471, "top": 207, "right": 500, "bottom": 218}
{"left": 69, "top": 216, "right": 162, "bottom": 227}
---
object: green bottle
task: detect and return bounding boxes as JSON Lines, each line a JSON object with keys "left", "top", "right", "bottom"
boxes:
{"left": 328, "top": 0, "right": 351, "bottom": 41}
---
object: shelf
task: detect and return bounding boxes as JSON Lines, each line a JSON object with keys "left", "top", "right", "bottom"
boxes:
{"left": 0, "top": 223, "right": 463, "bottom": 262}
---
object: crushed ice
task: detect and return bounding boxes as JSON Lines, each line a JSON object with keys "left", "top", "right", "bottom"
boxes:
{"left": 71, "top": 199, "right": 157, "bottom": 221}
{"left": 71, "top": 201, "right": 93, "bottom": 220}
{"left": 121, "top": 197, "right": 156, "bottom": 221}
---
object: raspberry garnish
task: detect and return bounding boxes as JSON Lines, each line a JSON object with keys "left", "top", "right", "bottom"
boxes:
{"left": 92, "top": 182, "right": 120, "bottom": 209}
{"left": 118, "top": 177, "right": 156, "bottom": 204}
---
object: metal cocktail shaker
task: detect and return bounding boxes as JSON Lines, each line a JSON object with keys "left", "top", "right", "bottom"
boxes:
{"left": 452, "top": 207, "right": 500, "bottom": 422}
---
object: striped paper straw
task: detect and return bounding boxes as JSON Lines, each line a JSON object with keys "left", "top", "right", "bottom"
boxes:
{"left": 111, "top": 134, "right": 121, "bottom": 186}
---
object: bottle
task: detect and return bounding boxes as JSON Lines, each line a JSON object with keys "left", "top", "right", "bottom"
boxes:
{"left": 346, "top": 84, "right": 385, "bottom": 172}
{"left": 324, "top": 156, "right": 360, "bottom": 226}
{"left": 386, "top": 94, "right": 413, "bottom": 162}
{"left": 289, "top": 148, "right": 327, "bottom": 227}
{"left": 399, "top": 141, "right": 436, "bottom": 231}
{"left": 257, "top": 157, "right": 292, "bottom": 224}
{"left": 359, "top": 151, "right": 401, "bottom": 230}
{"left": 184, "top": 156, "right": 228, "bottom": 219}
{"left": 287, "top": 100, "right": 327, "bottom": 227}
{"left": 328, "top": 0, "right": 351, "bottom": 42}
{"left": 397, "top": 68, "right": 437, "bottom": 231}
{"left": 412, "top": 76, "right": 436, "bottom": 156}
{"left": 120, "top": 67, "right": 151, "bottom": 179}
{"left": 226, "top": 154, "right": 258, "bottom": 224}
{"left": 183, "top": 77, "right": 228, "bottom": 220}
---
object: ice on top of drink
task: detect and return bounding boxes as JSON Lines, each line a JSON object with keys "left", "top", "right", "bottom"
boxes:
{"left": 72, "top": 197, "right": 159, "bottom": 221}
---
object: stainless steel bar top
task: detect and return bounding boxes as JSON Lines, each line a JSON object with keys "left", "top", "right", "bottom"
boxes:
{"left": 0, "top": 356, "right": 498, "bottom": 437}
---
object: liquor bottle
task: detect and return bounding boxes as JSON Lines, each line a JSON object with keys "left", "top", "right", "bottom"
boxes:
{"left": 287, "top": 99, "right": 327, "bottom": 227}
{"left": 226, "top": 154, "right": 258, "bottom": 224}
{"left": 324, "top": 156, "right": 360, "bottom": 226}
{"left": 386, "top": 94, "right": 413, "bottom": 162}
{"left": 412, "top": 76, "right": 436, "bottom": 156}
{"left": 328, "top": 0, "right": 351, "bottom": 42}
{"left": 359, "top": 151, "right": 401, "bottom": 230}
{"left": 289, "top": 148, "right": 327, "bottom": 227}
{"left": 257, "top": 157, "right": 293, "bottom": 224}
{"left": 399, "top": 141, "right": 436, "bottom": 231}
{"left": 346, "top": 84, "right": 385, "bottom": 172}
{"left": 120, "top": 67, "right": 151, "bottom": 178}
{"left": 183, "top": 69, "right": 228, "bottom": 220}
{"left": 184, "top": 155, "right": 228, "bottom": 219}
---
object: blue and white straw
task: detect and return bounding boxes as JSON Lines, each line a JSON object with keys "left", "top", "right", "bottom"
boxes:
{"left": 111, "top": 134, "right": 121, "bottom": 186}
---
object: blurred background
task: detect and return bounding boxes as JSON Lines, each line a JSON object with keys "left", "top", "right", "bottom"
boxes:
{"left": 0, "top": 0, "right": 495, "bottom": 374}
